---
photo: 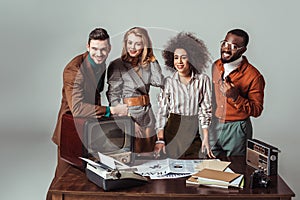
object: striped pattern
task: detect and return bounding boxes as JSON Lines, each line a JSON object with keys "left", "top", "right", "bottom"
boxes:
{"left": 155, "top": 72, "right": 212, "bottom": 131}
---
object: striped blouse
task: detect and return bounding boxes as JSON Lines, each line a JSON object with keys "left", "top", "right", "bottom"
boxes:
{"left": 155, "top": 71, "right": 212, "bottom": 131}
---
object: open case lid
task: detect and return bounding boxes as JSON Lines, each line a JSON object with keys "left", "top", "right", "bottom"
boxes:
{"left": 60, "top": 113, "right": 135, "bottom": 170}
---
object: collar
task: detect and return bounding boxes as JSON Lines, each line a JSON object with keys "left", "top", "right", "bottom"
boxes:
{"left": 174, "top": 70, "right": 195, "bottom": 81}
{"left": 87, "top": 53, "right": 106, "bottom": 76}
{"left": 88, "top": 53, "right": 104, "bottom": 69}
{"left": 223, "top": 56, "right": 243, "bottom": 69}
{"left": 217, "top": 56, "right": 249, "bottom": 73}
{"left": 223, "top": 57, "right": 243, "bottom": 77}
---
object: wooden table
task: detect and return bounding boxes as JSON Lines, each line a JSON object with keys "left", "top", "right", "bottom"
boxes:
{"left": 48, "top": 156, "right": 295, "bottom": 200}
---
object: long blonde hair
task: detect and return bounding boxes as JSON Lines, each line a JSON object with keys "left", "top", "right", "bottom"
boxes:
{"left": 121, "top": 27, "right": 156, "bottom": 67}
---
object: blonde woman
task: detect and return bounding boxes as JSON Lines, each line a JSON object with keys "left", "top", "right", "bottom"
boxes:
{"left": 107, "top": 27, "right": 164, "bottom": 153}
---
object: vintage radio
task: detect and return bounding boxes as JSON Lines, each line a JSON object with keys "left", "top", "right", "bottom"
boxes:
{"left": 246, "top": 139, "right": 280, "bottom": 176}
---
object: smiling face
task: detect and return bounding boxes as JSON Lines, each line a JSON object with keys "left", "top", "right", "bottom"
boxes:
{"left": 221, "top": 33, "right": 246, "bottom": 63}
{"left": 174, "top": 48, "right": 190, "bottom": 76}
{"left": 126, "top": 33, "right": 144, "bottom": 58}
{"left": 86, "top": 39, "right": 111, "bottom": 64}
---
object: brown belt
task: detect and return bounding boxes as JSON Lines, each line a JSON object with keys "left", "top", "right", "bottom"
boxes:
{"left": 218, "top": 117, "right": 249, "bottom": 123}
{"left": 123, "top": 95, "right": 150, "bottom": 107}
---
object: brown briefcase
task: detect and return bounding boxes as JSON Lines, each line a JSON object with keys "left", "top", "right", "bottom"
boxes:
{"left": 60, "top": 113, "right": 88, "bottom": 170}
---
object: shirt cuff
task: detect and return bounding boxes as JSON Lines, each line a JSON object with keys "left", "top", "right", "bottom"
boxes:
{"left": 201, "top": 125, "right": 209, "bottom": 129}
{"left": 104, "top": 106, "right": 111, "bottom": 117}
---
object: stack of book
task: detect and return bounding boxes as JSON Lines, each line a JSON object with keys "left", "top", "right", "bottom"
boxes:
{"left": 186, "top": 168, "right": 244, "bottom": 189}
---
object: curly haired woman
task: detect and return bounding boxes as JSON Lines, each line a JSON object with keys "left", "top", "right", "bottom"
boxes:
{"left": 154, "top": 32, "right": 215, "bottom": 159}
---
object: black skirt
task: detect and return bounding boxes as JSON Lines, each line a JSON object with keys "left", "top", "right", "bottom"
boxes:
{"left": 164, "top": 113, "right": 202, "bottom": 159}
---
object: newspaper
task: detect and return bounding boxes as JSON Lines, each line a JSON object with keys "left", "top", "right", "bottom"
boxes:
{"left": 133, "top": 158, "right": 202, "bottom": 179}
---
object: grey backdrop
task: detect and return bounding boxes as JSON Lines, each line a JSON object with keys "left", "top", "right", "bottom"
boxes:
{"left": 0, "top": 0, "right": 299, "bottom": 199}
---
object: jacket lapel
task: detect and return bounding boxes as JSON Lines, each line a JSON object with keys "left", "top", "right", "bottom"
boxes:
{"left": 82, "top": 56, "right": 101, "bottom": 105}
{"left": 124, "top": 62, "right": 148, "bottom": 94}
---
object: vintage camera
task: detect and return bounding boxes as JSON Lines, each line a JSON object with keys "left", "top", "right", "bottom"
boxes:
{"left": 246, "top": 139, "right": 280, "bottom": 176}
{"left": 250, "top": 169, "right": 271, "bottom": 189}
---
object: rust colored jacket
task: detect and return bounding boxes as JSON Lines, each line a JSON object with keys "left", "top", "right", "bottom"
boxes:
{"left": 212, "top": 56, "right": 265, "bottom": 122}
{"left": 52, "top": 52, "right": 107, "bottom": 145}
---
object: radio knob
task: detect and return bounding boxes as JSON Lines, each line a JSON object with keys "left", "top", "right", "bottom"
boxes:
{"left": 270, "top": 155, "right": 277, "bottom": 161}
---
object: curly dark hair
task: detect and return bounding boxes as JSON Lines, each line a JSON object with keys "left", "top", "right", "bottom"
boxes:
{"left": 162, "top": 32, "right": 211, "bottom": 74}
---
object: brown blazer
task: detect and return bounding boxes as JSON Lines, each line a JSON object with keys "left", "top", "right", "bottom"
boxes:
{"left": 52, "top": 52, "right": 107, "bottom": 146}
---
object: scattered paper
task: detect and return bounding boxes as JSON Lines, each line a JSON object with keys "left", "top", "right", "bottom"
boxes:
{"left": 132, "top": 158, "right": 199, "bottom": 179}
{"left": 195, "top": 159, "right": 231, "bottom": 171}
{"left": 79, "top": 157, "right": 102, "bottom": 167}
{"left": 98, "top": 152, "right": 129, "bottom": 169}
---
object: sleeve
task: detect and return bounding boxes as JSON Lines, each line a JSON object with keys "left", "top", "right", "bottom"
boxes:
{"left": 198, "top": 75, "right": 212, "bottom": 128}
{"left": 227, "top": 74, "right": 265, "bottom": 117}
{"left": 150, "top": 61, "right": 164, "bottom": 88}
{"left": 64, "top": 64, "right": 106, "bottom": 117}
{"left": 155, "top": 78, "right": 171, "bottom": 132}
{"left": 106, "top": 60, "right": 124, "bottom": 106}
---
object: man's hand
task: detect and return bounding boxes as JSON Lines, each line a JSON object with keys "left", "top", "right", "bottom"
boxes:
{"left": 134, "top": 122, "right": 143, "bottom": 138}
{"left": 220, "top": 79, "right": 239, "bottom": 101}
{"left": 110, "top": 104, "right": 128, "bottom": 116}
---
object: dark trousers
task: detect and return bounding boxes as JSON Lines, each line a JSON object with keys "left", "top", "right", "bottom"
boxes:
{"left": 211, "top": 118, "right": 252, "bottom": 157}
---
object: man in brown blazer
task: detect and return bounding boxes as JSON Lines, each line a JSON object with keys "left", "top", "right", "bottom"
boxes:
{"left": 51, "top": 28, "right": 128, "bottom": 181}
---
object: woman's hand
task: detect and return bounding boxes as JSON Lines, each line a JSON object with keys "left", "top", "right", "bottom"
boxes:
{"left": 201, "top": 140, "right": 216, "bottom": 158}
{"left": 201, "top": 128, "right": 216, "bottom": 159}
{"left": 154, "top": 143, "right": 166, "bottom": 158}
